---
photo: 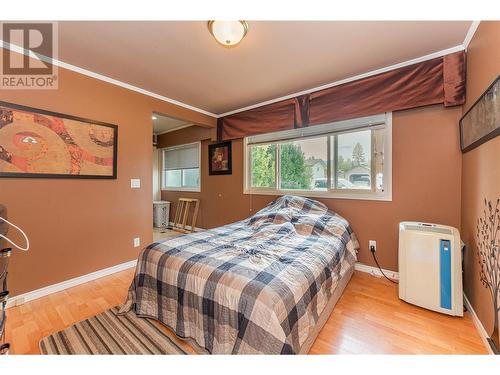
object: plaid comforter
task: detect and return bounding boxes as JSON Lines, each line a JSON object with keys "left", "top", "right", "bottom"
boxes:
{"left": 120, "top": 195, "right": 358, "bottom": 354}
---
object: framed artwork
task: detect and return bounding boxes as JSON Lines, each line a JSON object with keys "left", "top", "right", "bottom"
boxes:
{"left": 208, "top": 141, "right": 232, "bottom": 175}
{"left": 460, "top": 75, "right": 500, "bottom": 153}
{"left": 0, "top": 101, "right": 118, "bottom": 178}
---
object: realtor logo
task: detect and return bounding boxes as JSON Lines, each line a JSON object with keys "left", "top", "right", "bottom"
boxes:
{"left": 1, "top": 22, "right": 58, "bottom": 89}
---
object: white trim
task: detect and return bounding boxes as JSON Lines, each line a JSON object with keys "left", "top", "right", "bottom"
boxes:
{"left": 355, "top": 262, "right": 399, "bottom": 281}
{"left": 462, "top": 21, "right": 481, "bottom": 49}
{"left": 218, "top": 45, "right": 465, "bottom": 117}
{"left": 242, "top": 189, "right": 392, "bottom": 202}
{"left": 155, "top": 123, "right": 194, "bottom": 136}
{"left": 1, "top": 38, "right": 471, "bottom": 119}
{"left": 6, "top": 260, "right": 137, "bottom": 308}
{"left": 356, "top": 264, "right": 493, "bottom": 355}
{"left": 0, "top": 40, "right": 218, "bottom": 118}
{"left": 463, "top": 293, "right": 494, "bottom": 355}
{"left": 161, "top": 187, "right": 201, "bottom": 193}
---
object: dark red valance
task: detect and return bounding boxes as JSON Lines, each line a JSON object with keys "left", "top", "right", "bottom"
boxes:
{"left": 218, "top": 51, "right": 466, "bottom": 141}
{"left": 217, "top": 98, "right": 296, "bottom": 141}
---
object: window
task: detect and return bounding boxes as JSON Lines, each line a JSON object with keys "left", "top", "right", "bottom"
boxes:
{"left": 162, "top": 142, "right": 200, "bottom": 191}
{"left": 244, "top": 113, "right": 392, "bottom": 201}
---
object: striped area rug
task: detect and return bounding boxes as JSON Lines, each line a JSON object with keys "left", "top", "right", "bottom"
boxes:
{"left": 39, "top": 306, "right": 187, "bottom": 354}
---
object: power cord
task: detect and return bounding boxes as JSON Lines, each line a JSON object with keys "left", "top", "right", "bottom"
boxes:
{"left": 370, "top": 245, "right": 398, "bottom": 284}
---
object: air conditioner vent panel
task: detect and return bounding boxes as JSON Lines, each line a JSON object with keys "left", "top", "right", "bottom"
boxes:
{"left": 403, "top": 224, "right": 452, "bottom": 235}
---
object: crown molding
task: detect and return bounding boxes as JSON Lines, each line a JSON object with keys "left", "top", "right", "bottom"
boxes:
{"left": 462, "top": 21, "right": 481, "bottom": 49}
{"left": 2, "top": 23, "right": 475, "bottom": 120}
{"left": 217, "top": 44, "right": 465, "bottom": 117}
{"left": 0, "top": 40, "right": 218, "bottom": 118}
{"left": 154, "top": 123, "right": 194, "bottom": 135}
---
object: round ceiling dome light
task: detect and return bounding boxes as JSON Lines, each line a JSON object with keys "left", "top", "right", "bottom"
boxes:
{"left": 207, "top": 21, "right": 249, "bottom": 47}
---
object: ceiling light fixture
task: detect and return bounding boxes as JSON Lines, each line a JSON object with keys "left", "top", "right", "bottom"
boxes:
{"left": 207, "top": 21, "right": 249, "bottom": 48}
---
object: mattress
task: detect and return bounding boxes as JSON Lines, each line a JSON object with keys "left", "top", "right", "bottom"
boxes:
{"left": 120, "top": 195, "right": 359, "bottom": 354}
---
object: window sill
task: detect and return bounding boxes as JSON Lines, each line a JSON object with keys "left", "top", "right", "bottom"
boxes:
{"left": 161, "top": 188, "right": 201, "bottom": 193}
{"left": 243, "top": 189, "right": 392, "bottom": 202}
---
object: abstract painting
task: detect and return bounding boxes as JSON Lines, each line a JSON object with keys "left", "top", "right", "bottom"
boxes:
{"left": 460, "top": 75, "right": 500, "bottom": 153}
{"left": 0, "top": 101, "right": 117, "bottom": 178}
{"left": 208, "top": 141, "right": 232, "bottom": 175}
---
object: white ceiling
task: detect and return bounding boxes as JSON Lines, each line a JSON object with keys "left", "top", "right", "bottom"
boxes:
{"left": 54, "top": 21, "right": 473, "bottom": 116}
{"left": 152, "top": 113, "right": 193, "bottom": 135}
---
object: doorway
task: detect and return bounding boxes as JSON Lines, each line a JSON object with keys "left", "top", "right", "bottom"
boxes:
{"left": 152, "top": 112, "right": 194, "bottom": 242}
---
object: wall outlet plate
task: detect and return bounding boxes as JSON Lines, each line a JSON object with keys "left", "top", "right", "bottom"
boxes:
{"left": 133, "top": 237, "right": 140, "bottom": 247}
{"left": 369, "top": 240, "right": 377, "bottom": 252}
{"left": 130, "top": 179, "right": 141, "bottom": 188}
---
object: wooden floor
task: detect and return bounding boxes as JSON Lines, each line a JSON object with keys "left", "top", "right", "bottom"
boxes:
{"left": 153, "top": 227, "right": 181, "bottom": 242}
{"left": 5, "top": 269, "right": 487, "bottom": 355}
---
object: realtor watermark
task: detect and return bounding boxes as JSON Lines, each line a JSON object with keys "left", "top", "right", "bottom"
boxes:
{"left": 1, "top": 22, "right": 58, "bottom": 89}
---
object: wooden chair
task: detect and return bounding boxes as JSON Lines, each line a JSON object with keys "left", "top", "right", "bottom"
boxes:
{"left": 171, "top": 198, "right": 200, "bottom": 234}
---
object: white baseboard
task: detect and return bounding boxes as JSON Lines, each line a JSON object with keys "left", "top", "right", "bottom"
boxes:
{"left": 354, "top": 262, "right": 399, "bottom": 280}
{"left": 4, "top": 255, "right": 493, "bottom": 354}
{"left": 6, "top": 260, "right": 387, "bottom": 309}
{"left": 8, "top": 225, "right": 203, "bottom": 309}
{"left": 356, "top": 264, "right": 493, "bottom": 354}
{"left": 6, "top": 259, "right": 137, "bottom": 309}
{"left": 463, "top": 293, "right": 494, "bottom": 355}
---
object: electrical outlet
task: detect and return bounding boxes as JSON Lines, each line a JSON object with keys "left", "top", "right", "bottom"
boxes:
{"left": 369, "top": 240, "right": 377, "bottom": 252}
{"left": 133, "top": 237, "right": 141, "bottom": 247}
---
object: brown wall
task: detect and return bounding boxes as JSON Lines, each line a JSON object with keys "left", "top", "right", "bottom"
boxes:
{"left": 161, "top": 104, "right": 462, "bottom": 271}
{"left": 460, "top": 22, "right": 500, "bottom": 341}
{"left": 0, "top": 50, "right": 216, "bottom": 295}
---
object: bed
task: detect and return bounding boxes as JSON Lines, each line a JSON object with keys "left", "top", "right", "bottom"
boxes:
{"left": 120, "top": 195, "right": 359, "bottom": 354}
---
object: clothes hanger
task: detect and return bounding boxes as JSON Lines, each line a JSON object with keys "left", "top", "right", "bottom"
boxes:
{"left": 0, "top": 217, "right": 29, "bottom": 252}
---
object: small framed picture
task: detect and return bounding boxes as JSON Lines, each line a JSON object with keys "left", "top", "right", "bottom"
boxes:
{"left": 208, "top": 141, "right": 232, "bottom": 175}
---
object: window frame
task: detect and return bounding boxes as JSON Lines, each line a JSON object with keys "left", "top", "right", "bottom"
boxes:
{"left": 243, "top": 113, "right": 392, "bottom": 201}
{"left": 161, "top": 141, "right": 201, "bottom": 192}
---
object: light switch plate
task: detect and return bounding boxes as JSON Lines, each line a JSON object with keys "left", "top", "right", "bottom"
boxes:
{"left": 131, "top": 179, "right": 141, "bottom": 188}
{"left": 133, "top": 237, "right": 141, "bottom": 247}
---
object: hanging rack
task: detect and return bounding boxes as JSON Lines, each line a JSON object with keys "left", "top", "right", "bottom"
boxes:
{"left": 0, "top": 210, "right": 29, "bottom": 355}
{"left": 0, "top": 251, "right": 10, "bottom": 354}
{"left": 0, "top": 216, "right": 30, "bottom": 252}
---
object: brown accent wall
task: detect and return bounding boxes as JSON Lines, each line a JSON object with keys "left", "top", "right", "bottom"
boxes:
{"left": 161, "top": 104, "right": 462, "bottom": 271}
{"left": 0, "top": 49, "right": 216, "bottom": 295}
{"left": 460, "top": 22, "right": 500, "bottom": 341}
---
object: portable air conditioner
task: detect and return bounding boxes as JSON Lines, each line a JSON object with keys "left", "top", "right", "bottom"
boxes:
{"left": 398, "top": 222, "right": 463, "bottom": 316}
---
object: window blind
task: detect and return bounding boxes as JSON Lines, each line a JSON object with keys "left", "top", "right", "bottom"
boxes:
{"left": 164, "top": 143, "right": 199, "bottom": 170}
{"left": 246, "top": 113, "right": 387, "bottom": 145}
